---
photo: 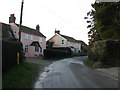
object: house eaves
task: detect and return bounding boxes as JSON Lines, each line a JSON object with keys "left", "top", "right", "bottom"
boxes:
{"left": 47, "top": 33, "right": 67, "bottom": 42}
{"left": 60, "top": 34, "right": 76, "bottom": 42}
{"left": 55, "top": 33, "right": 67, "bottom": 41}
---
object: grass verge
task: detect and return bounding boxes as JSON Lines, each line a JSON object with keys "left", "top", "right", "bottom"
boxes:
{"left": 2, "top": 62, "right": 39, "bottom": 88}
{"left": 84, "top": 58, "right": 102, "bottom": 69}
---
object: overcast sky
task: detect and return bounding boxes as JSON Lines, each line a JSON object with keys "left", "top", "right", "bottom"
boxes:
{"left": 0, "top": 0, "right": 95, "bottom": 44}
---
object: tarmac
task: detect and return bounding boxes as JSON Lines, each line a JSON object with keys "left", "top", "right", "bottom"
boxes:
{"left": 96, "top": 67, "right": 119, "bottom": 80}
{"left": 34, "top": 57, "right": 118, "bottom": 88}
{"left": 26, "top": 57, "right": 119, "bottom": 80}
{"left": 26, "top": 57, "right": 119, "bottom": 88}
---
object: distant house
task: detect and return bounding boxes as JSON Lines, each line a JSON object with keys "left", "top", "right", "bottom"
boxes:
{"left": 47, "top": 30, "right": 83, "bottom": 53}
{"left": 9, "top": 14, "right": 46, "bottom": 57}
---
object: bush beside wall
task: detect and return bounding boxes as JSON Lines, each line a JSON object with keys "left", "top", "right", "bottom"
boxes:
{"left": 44, "top": 47, "right": 72, "bottom": 58}
{"left": 79, "top": 47, "right": 88, "bottom": 56}
{"left": 2, "top": 40, "right": 24, "bottom": 73}
{"left": 88, "top": 40, "right": 106, "bottom": 62}
{"left": 88, "top": 40, "right": 120, "bottom": 67}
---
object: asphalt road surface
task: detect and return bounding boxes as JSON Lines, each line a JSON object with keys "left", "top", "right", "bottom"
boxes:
{"left": 34, "top": 56, "right": 118, "bottom": 88}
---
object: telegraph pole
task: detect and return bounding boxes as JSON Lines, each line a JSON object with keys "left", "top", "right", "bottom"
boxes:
{"left": 19, "top": 0, "right": 24, "bottom": 42}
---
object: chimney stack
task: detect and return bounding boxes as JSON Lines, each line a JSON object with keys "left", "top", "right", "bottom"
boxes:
{"left": 36, "top": 24, "right": 40, "bottom": 32}
{"left": 9, "top": 14, "right": 16, "bottom": 23}
{"left": 55, "top": 29, "right": 60, "bottom": 34}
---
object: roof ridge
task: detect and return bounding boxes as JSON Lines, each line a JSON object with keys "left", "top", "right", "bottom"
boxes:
{"left": 16, "top": 24, "right": 36, "bottom": 31}
{"left": 59, "top": 34, "right": 83, "bottom": 43}
{"left": 60, "top": 34, "right": 75, "bottom": 39}
{"left": 1, "top": 22, "right": 10, "bottom": 26}
{"left": 16, "top": 24, "right": 46, "bottom": 38}
{"left": 60, "top": 34, "right": 76, "bottom": 40}
{"left": 59, "top": 34, "right": 77, "bottom": 42}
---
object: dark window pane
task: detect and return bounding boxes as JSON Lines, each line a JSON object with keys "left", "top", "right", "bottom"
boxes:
{"left": 35, "top": 47, "right": 39, "bottom": 52}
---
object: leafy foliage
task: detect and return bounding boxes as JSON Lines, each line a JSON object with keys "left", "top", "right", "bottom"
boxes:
{"left": 44, "top": 47, "right": 72, "bottom": 58}
{"left": 46, "top": 41, "right": 54, "bottom": 48}
{"left": 88, "top": 40, "right": 119, "bottom": 67}
{"left": 85, "top": 2, "right": 120, "bottom": 43}
{"left": 84, "top": 58, "right": 102, "bottom": 68}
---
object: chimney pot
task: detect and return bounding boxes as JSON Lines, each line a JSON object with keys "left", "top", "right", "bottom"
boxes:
{"left": 55, "top": 29, "right": 60, "bottom": 34}
{"left": 36, "top": 24, "right": 40, "bottom": 32}
{"left": 9, "top": 14, "right": 16, "bottom": 23}
{"left": 11, "top": 14, "right": 14, "bottom": 16}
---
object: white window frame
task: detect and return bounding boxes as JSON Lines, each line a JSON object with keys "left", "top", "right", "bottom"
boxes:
{"left": 39, "top": 37, "right": 42, "bottom": 42}
{"left": 62, "top": 40, "right": 64, "bottom": 45}
{"left": 25, "top": 45, "right": 28, "bottom": 52}
{"left": 25, "top": 34, "right": 29, "bottom": 39}
{"left": 31, "top": 35, "right": 33, "bottom": 40}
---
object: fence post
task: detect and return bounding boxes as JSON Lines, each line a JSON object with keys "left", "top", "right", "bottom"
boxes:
{"left": 17, "top": 53, "right": 19, "bottom": 65}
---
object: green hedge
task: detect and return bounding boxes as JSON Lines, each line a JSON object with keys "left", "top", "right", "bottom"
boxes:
{"left": 44, "top": 47, "right": 72, "bottom": 58}
{"left": 88, "top": 40, "right": 120, "bottom": 67}
{"left": 2, "top": 40, "right": 24, "bottom": 73}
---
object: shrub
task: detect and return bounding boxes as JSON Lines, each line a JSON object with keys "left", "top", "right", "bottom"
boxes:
{"left": 88, "top": 40, "right": 120, "bottom": 67}
{"left": 2, "top": 40, "right": 24, "bottom": 73}
{"left": 88, "top": 40, "right": 106, "bottom": 62}
{"left": 79, "top": 47, "right": 88, "bottom": 56}
{"left": 102, "top": 40, "right": 119, "bottom": 66}
{"left": 84, "top": 58, "right": 102, "bottom": 68}
{"left": 92, "top": 61, "right": 102, "bottom": 68}
{"left": 44, "top": 47, "right": 72, "bottom": 58}
{"left": 46, "top": 41, "right": 54, "bottom": 48}
{"left": 52, "top": 47, "right": 72, "bottom": 54}
{"left": 84, "top": 58, "right": 94, "bottom": 67}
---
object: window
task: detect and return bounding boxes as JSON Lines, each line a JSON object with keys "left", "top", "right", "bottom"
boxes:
{"left": 25, "top": 34, "right": 29, "bottom": 39}
{"left": 39, "top": 37, "right": 42, "bottom": 42}
{"left": 31, "top": 35, "right": 33, "bottom": 40}
{"left": 35, "top": 47, "right": 39, "bottom": 52}
{"left": 62, "top": 40, "right": 64, "bottom": 45}
{"left": 25, "top": 45, "right": 28, "bottom": 52}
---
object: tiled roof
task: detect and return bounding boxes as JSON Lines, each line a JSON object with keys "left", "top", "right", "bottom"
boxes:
{"left": 76, "top": 40, "right": 88, "bottom": 46}
{"left": 76, "top": 40, "right": 83, "bottom": 43}
{"left": 60, "top": 34, "right": 76, "bottom": 42}
{"left": 60, "top": 34, "right": 87, "bottom": 45}
{"left": 1, "top": 22, "right": 15, "bottom": 39}
{"left": 16, "top": 24, "right": 46, "bottom": 38}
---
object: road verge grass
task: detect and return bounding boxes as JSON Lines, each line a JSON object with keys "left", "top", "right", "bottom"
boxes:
{"left": 2, "top": 62, "right": 39, "bottom": 88}
{"left": 84, "top": 58, "right": 102, "bottom": 69}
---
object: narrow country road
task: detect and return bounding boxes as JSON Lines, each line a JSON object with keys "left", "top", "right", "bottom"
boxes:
{"left": 34, "top": 56, "right": 118, "bottom": 88}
